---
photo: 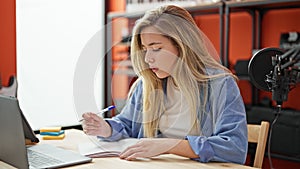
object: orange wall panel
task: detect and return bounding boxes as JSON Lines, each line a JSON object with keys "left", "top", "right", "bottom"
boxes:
{"left": 109, "top": 0, "right": 126, "bottom": 12}
{"left": 194, "top": 14, "right": 221, "bottom": 56}
{"left": 0, "top": 0, "right": 16, "bottom": 86}
{"left": 228, "top": 12, "right": 253, "bottom": 67}
{"left": 226, "top": 12, "right": 253, "bottom": 105}
{"left": 261, "top": 8, "right": 300, "bottom": 48}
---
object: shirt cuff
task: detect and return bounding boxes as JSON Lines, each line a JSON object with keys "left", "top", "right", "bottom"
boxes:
{"left": 96, "top": 119, "right": 123, "bottom": 141}
{"left": 186, "top": 135, "right": 214, "bottom": 163}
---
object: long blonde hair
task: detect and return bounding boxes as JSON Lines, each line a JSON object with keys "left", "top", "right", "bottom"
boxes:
{"left": 130, "top": 5, "right": 235, "bottom": 137}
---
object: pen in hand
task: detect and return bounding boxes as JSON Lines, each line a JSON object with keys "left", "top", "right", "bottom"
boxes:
{"left": 79, "top": 105, "right": 115, "bottom": 122}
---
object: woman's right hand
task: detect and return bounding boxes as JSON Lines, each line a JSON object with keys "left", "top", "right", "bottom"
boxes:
{"left": 81, "top": 112, "right": 112, "bottom": 137}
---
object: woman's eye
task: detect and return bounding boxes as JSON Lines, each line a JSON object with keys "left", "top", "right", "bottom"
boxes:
{"left": 153, "top": 48, "right": 161, "bottom": 52}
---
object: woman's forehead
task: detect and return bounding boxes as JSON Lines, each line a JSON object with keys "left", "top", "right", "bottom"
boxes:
{"left": 140, "top": 26, "right": 162, "bottom": 35}
{"left": 140, "top": 32, "right": 170, "bottom": 47}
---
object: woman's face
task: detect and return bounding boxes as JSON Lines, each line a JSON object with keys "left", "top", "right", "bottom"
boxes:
{"left": 140, "top": 26, "right": 179, "bottom": 79}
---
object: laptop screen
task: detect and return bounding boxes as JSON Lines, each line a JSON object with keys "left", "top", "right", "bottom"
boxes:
{"left": 0, "top": 95, "right": 30, "bottom": 168}
{"left": 20, "top": 107, "right": 39, "bottom": 143}
{"left": 0, "top": 95, "right": 92, "bottom": 169}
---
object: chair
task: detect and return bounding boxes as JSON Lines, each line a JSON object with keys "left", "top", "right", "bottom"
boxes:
{"left": 247, "top": 121, "right": 270, "bottom": 168}
{"left": 0, "top": 76, "right": 17, "bottom": 97}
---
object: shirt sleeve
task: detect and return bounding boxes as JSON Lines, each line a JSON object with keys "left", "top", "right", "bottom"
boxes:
{"left": 98, "top": 81, "right": 144, "bottom": 141}
{"left": 186, "top": 76, "right": 248, "bottom": 164}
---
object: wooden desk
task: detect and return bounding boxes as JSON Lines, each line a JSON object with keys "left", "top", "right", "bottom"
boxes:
{"left": 1, "top": 129, "right": 257, "bottom": 169}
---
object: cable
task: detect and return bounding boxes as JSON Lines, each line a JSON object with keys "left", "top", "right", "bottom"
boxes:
{"left": 267, "top": 105, "right": 281, "bottom": 169}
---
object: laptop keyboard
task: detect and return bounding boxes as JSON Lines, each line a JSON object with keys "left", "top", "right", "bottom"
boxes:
{"left": 27, "top": 148, "right": 64, "bottom": 168}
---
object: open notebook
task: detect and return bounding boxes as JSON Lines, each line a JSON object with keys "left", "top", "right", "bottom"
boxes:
{"left": 79, "top": 137, "right": 139, "bottom": 158}
{"left": 0, "top": 95, "right": 92, "bottom": 169}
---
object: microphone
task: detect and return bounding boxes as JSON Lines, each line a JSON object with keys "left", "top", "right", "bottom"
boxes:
{"left": 248, "top": 47, "right": 300, "bottom": 106}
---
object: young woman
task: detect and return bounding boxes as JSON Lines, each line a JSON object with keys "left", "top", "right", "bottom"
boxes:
{"left": 82, "top": 5, "right": 247, "bottom": 164}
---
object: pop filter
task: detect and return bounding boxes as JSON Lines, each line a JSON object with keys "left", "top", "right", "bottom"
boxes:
{"left": 248, "top": 47, "right": 284, "bottom": 91}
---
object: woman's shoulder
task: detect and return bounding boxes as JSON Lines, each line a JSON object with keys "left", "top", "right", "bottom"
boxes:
{"left": 204, "top": 68, "right": 238, "bottom": 94}
{"left": 206, "top": 67, "right": 229, "bottom": 75}
{"left": 206, "top": 68, "right": 235, "bottom": 81}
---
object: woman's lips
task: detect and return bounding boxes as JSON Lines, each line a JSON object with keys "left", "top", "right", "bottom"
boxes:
{"left": 151, "top": 68, "right": 158, "bottom": 72}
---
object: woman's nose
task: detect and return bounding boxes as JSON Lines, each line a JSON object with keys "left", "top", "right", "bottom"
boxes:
{"left": 145, "top": 51, "right": 154, "bottom": 63}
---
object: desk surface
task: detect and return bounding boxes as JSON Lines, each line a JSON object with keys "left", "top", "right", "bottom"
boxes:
{"left": 1, "top": 129, "right": 257, "bottom": 169}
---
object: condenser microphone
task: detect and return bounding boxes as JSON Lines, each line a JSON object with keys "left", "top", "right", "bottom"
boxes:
{"left": 248, "top": 47, "right": 300, "bottom": 106}
{"left": 248, "top": 48, "right": 284, "bottom": 91}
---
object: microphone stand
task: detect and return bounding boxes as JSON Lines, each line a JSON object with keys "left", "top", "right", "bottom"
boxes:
{"left": 265, "top": 46, "right": 300, "bottom": 169}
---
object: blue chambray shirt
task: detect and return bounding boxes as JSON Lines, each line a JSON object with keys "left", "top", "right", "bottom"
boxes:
{"left": 102, "top": 74, "right": 248, "bottom": 164}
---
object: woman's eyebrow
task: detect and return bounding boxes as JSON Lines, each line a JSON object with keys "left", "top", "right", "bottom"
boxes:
{"left": 143, "top": 42, "right": 162, "bottom": 47}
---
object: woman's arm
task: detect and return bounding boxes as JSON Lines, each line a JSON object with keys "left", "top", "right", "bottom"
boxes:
{"left": 166, "top": 139, "right": 199, "bottom": 158}
{"left": 186, "top": 76, "right": 248, "bottom": 164}
{"left": 99, "top": 80, "right": 144, "bottom": 141}
{"left": 119, "top": 138, "right": 198, "bottom": 160}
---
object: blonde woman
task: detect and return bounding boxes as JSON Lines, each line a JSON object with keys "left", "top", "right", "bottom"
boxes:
{"left": 82, "top": 5, "right": 247, "bottom": 164}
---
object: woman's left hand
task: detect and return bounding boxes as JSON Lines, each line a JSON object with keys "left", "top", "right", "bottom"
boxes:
{"left": 119, "top": 138, "right": 181, "bottom": 160}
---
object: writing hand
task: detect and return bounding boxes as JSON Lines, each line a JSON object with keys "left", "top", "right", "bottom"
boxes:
{"left": 81, "top": 112, "right": 112, "bottom": 137}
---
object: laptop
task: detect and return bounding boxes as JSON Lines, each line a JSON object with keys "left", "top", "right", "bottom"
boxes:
{"left": 0, "top": 95, "right": 92, "bottom": 169}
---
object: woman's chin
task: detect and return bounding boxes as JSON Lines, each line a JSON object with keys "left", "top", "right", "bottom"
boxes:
{"left": 155, "top": 72, "right": 170, "bottom": 79}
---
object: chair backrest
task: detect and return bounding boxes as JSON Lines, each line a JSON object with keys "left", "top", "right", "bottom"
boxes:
{"left": 0, "top": 76, "right": 17, "bottom": 97}
{"left": 247, "top": 121, "right": 270, "bottom": 168}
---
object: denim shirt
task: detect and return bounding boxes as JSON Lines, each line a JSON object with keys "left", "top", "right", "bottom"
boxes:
{"left": 103, "top": 75, "right": 248, "bottom": 164}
